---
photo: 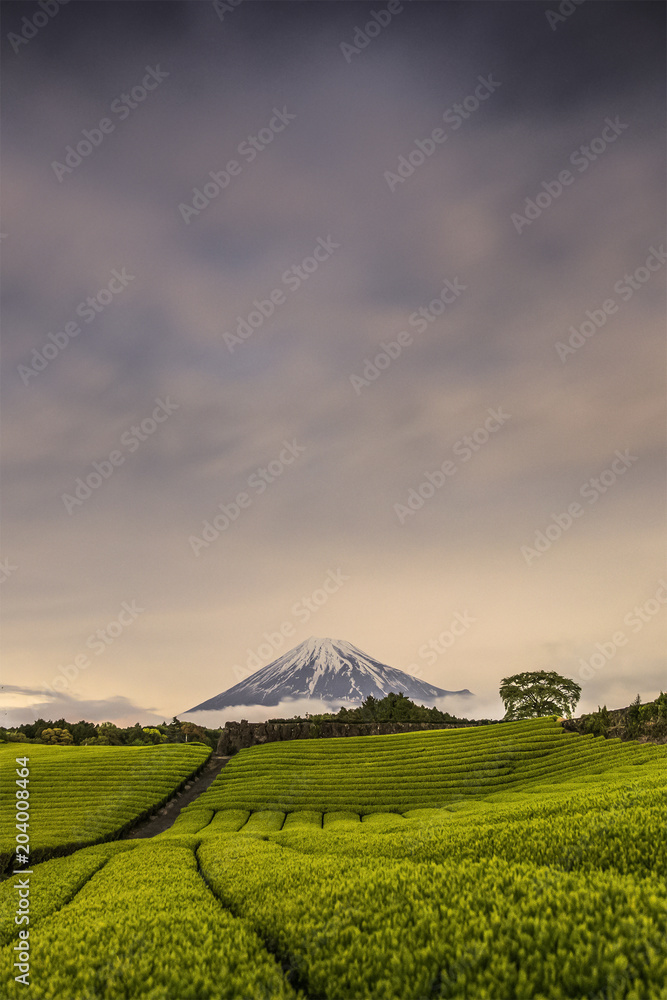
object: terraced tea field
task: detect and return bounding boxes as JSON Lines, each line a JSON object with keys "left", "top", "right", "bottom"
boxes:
{"left": 194, "top": 714, "right": 663, "bottom": 812}
{"left": 1, "top": 719, "right": 665, "bottom": 998}
{"left": 0, "top": 742, "right": 210, "bottom": 867}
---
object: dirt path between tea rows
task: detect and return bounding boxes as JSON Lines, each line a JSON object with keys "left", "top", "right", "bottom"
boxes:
{"left": 123, "top": 753, "right": 231, "bottom": 839}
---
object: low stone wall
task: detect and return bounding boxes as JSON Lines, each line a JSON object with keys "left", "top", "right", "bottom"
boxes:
{"left": 216, "top": 719, "right": 492, "bottom": 754}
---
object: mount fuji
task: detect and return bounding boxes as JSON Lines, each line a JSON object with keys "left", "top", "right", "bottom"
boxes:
{"left": 186, "top": 636, "right": 472, "bottom": 711}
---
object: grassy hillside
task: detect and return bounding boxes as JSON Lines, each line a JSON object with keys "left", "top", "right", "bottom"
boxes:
{"left": 0, "top": 742, "right": 210, "bottom": 867}
{"left": 195, "top": 715, "right": 664, "bottom": 814}
{"left": 1, "top": 720, "right": 664, "bottom": 998}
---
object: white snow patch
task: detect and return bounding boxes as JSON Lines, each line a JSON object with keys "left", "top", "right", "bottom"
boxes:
{"left": 188, "top": 635, "right": 472, "bottom": 712}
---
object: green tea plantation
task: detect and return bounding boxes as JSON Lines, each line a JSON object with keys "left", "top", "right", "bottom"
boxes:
{"left": 1, "top": 718, "right": 665, "bottom": 998}
{"left": 0, "top": 742, "right": 210, "bottom": 866}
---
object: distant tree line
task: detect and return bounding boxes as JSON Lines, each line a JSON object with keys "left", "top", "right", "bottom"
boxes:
{"left": 268, "top": 691, "right": 488, "bottom": 725}
{"left": 0, "top": 716, "right": 221, "bottom": 747}
{"left": 4, "top": 685, "right": 662, "bottom": 746}
{"left": 576, "top": 692, "right": 667, "bottom": 741}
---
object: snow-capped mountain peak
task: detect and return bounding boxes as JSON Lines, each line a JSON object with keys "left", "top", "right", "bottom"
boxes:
{"left": 187, "top": 636, "right": 472, "bottom": 712}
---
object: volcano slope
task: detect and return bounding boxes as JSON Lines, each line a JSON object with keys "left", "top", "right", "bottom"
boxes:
{"left": 1, "top": 717, "right": 665, "bottom": 999}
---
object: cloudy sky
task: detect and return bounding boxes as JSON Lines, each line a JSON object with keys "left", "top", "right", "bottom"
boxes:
{"left": 1, "top": 0, "right": 665, "bottom": 727}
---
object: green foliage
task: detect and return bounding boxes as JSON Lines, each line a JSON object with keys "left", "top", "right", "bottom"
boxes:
{"left": 361, "top": 812, "right": 406, "bottom": 828}
{"left": 283, "top": 811, "right": 323, "bottom": 830}
{"left": 0, "top": 842, "right": 137, "bottom": 946}
{"left": 0, "top": 730, "right": 28, "bottom": 743}
{"left": 70, "top": 719, "right": 98, "bottom": 744}
{"left": 581, "top": 704, "right": 612, "bottom": 737}
{"left": 323, "top": 811, "right": 360, "bottom": 828}
{"left": 182, "top": 721, "right": 213, "bottom": 746}
{"left": 0, "top": 843, "right": 298, "bottom": 999}
{"left": 625, "top": 693, "right": 643, "bottom": 739}
{"left": 0, "top": 722, "right": 664, "bottom": 997}
{"left": 38, "top": 727, "right": 73, "bottom": 745}
{"left": 7, "top": 716, "right": 222, "bottom": 747}
{"left": 499, "top": 669, "right": 581, "bottom": 720}
{"left": 158, "top": 806, "right": 215, "bottom": 837}
{"left": 651, "top": 690, "right": 667, "bottom": 718}
{"left": 195, "top": 716, "right": 663, "bottom": 814}
{"left": 332, "top": 691, "right": 461, "bottom": 723}
{"left": 269, "top": 772, "right": 666, "bottom": 876}
{"left": 198, "top": 809, "right": 251, "bottom": 836}
{"left": 579, "top": 693, "right": 667, "bottom": 741}
{"left": 637, "top": 691, "right": 667, "bottom": 737}
{"left": 198, "top": 782, "right": 667, "bottom": 1000}
{"left": 269, "top": 690, "right": 479, "bottom": 725}
{"left": 164, "top": 717, "right": 184, "bottom": 742}
{"left": 240, "top": 810, "right": 286, "bottom": 834}
{"left": 141, "top": 727, "right": 167, "bottom": 744}
{"left": 0, "top": 743, "right": 211, "bottom": 867}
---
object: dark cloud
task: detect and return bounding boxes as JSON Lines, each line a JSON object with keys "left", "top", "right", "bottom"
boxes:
{"left": 1, "top": 1, "right": 664, "bottom": 721}
{"left": 0, "top": 686, "right": 164, "bottom": 727}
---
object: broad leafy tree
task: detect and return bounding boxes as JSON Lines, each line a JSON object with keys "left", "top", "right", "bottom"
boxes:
{"left": 499, "top": 670, "right": 581, "bottom": 720}
{"left": 39, "top": 727, "right": 73, "bottom": 744}
{"left": 182, "top": 722, "right": 211, "bottom": 746}
{"left": 142, "top": 726, "right": 167, "bottom": 744}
